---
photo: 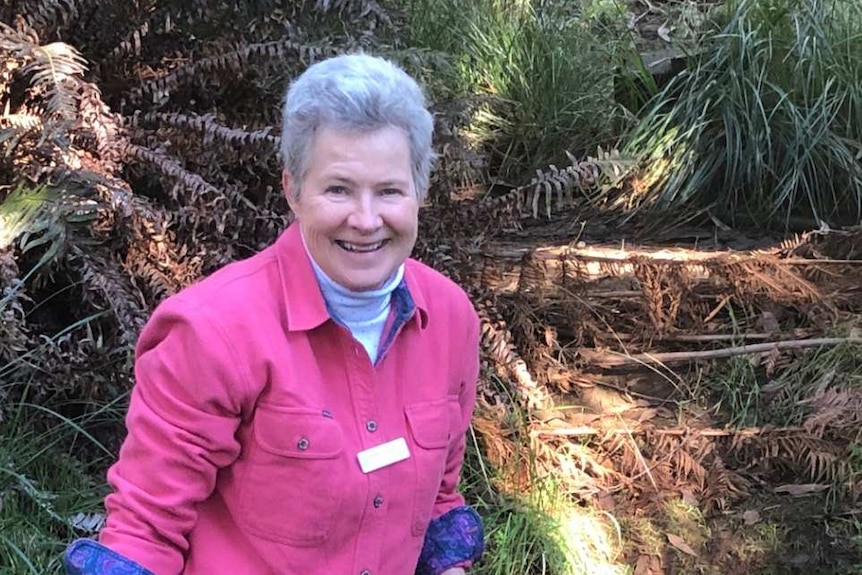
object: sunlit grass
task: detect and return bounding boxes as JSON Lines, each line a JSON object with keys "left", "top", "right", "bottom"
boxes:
{"left": 463, "top": 376, "right": 628, "bottom": 574}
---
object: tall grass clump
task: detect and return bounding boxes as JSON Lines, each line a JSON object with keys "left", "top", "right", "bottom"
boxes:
{"left": 0, "top": 398, "right": 119, "bottom": 575}
{"left": 405, "top": 0, "right": 631, "bottom": 183}
{"left": 621, "top": 0, "right": 862, "bottom": 228}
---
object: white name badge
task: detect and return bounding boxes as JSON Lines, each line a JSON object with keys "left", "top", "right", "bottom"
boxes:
{"left": 357, "top": 437, "right": 410, "bottom": 474}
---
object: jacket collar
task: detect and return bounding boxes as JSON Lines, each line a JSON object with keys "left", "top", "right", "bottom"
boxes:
{"left": 276, "top": 222, "right": 428, "bottom": 332}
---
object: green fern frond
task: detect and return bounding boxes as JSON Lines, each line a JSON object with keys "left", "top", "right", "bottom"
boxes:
{"left": 0, "top": 183, "right": 52, "bottom": 250}
{"left": 0, "top": 178, "right": 99, "bottom": 272}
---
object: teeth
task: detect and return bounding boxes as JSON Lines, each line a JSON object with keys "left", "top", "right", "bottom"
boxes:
{"left": 339, "top": 240, "right": 384, "bottom": 252}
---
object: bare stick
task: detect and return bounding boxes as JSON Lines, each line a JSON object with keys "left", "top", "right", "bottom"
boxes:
{"left": 534, "top": 425, "right": 807, "bottom": 438}
{"left": 579, "top": 337, "right": 862, "bottom": 368}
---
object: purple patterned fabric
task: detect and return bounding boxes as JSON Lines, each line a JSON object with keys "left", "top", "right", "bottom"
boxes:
{"left": 415, "top": 506, "right": 484, "bottom": 575}
{"left": 63, "top": 539, "right": 154, "bottom": 575}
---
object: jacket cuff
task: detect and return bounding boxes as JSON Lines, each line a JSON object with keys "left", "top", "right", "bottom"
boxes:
{"left": 415, "top": 506, "right": 484, "bottom": 575}
{"left": 63, "top": 539, "right": 155, "bottom": 575}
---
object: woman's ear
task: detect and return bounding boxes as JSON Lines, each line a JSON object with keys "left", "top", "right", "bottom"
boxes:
{"left": 282, "top": 170, "right": 296, "bottom": 212}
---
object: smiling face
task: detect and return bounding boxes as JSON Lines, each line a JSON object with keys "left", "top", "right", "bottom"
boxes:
{"left": 284, "top": 125, "right": 420, "bottom": 292}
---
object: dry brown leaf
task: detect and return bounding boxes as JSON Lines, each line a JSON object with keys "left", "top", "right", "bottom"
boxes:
{"left": 597, "top": 494, "right": 616, "bottom": 511}
{"left": 774, "top": 483, "right": 829, "bottom": 496}
{"left": 637, "top": 407, "right": 659, "bottom": 422}
{"left": 667, "top": 533, "right": 697, "bottom": 556}
{"left": 680, "top": 489, "right": 699, "bottom": 506}
{"left": 756, "top": 310, "right": 780, "bottom": 333}
{"left": 634, "top": 554, "right": 652, "bottom": 575}
{"left": 742, "top": 509, "right": 761, "bottom": 525}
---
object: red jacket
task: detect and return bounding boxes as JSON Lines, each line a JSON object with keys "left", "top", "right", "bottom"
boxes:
{"left": 99, "top": 222, "right": 481, "bottom": 574}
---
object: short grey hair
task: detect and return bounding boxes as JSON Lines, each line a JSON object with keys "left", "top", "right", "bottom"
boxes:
{"left": 281, "top": 53, "right": 434, "bottom": 203}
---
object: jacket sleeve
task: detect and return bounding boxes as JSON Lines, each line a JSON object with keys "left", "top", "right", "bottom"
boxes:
{"left": 92, "top": 296, "right": 253, "bottom": 575}
{"left": 417, "top": 305, "right": 484, "bottom": 574}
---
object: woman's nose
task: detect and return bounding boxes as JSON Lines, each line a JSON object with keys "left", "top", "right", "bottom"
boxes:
{"left": 347, "top": 194, "right": 382, "bottom": 232}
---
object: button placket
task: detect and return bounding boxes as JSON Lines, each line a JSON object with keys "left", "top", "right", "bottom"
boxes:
{"left": 365, "top": 420, "right": 378, "bottom": 433}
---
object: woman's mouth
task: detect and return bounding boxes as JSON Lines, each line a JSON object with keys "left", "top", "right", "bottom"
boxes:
{"left": 336, "top": 240, "right": 388, "bottom": 253}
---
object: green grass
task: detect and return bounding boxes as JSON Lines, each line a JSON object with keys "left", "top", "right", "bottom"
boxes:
{"left": 619, "top": 0, "right": 862, "bottom": 229}
{"left": 0, "top": 397, "right": 119, "bottom": 574}
{"left": 404, "top": 0, "right": 631, "bottom": 184}
{"left": 706, "top": 339, "right": 862, "bottom": 428}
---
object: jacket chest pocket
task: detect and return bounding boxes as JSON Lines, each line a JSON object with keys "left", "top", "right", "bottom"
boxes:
{"left": 239, "top": 405, "right": 345, "bottom": 546}
{"left": 405, "top": 397, "right": 459, "bottom": 536}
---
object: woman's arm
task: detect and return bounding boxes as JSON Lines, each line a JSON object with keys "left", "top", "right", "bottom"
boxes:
{"left": 94, "top": 298, "right": 253, "bottom": 575}
{"left": 416, "top": 307, "right": 484, "bottom": 575}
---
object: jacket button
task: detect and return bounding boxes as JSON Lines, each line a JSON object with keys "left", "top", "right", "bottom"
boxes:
{"left": 360, "top": 571, "right": 371, "bottom": 575}
{"left": 365, "top": 420, "right": 378, "bottom": 432}
{"left": 373, "top": 495, "right": 384, "bottom": 508}
{"left": 297, "top": 437, "right": 309, "bottom": 450}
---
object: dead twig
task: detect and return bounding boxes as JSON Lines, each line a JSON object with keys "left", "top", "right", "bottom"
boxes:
{"left": 534, "top": 425, "right": 807, "bottom": 438}
{"left": 579, "top": 337, "right": 862, "bottom": 368}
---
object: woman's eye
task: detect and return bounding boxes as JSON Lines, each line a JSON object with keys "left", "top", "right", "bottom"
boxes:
{"left": 326, "top": 186, "right": 347, "bottom": 195}
{"left": 381, "top": 188, "right": 403, "bottom": 196}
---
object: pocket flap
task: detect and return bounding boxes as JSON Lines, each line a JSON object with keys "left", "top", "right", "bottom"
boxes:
{"left": 254, "top": 406, "right": 343, "bottom": 459}
{"left": 405, "top": 398, "right": 453, "bottom": 450}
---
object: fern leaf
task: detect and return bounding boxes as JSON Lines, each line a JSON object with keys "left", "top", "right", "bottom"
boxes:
{"left": 78, "top": 82, "right": 123, "bottom": 167}
{"left": 22, "top": 0, "right": 92, "bottom": 34}
{"left": 127, "top": 144, "right": 254, "bottom": 211}
{"left": 102, "top": 19, "right": 150, "bottom": 64}
{"left": 133, "top": 40, "right": 334, "bottom": 104}
{"left": 69, "top": 245, "right": 147, "bottom": 347}
{"left": 136, "top": 112, "right": 280, "bottom": 152}
{"left": 314, "top": 0, "right": 392, "bottom": 27}
{"left": 24, "top": 42, "right": 88, "bottom": 120}
{"left": 2, "top": 23, "right": 88, "bottom": 121}
{"left": 0, "top": 183, "right": 51, "bottom": 250}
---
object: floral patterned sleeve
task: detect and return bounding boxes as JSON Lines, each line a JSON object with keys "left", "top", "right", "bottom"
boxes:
{"left": 64, "top": 539, "right": 154, "bottom": 575}
{"left": 415, "top": 506, "right": 485, "bottom": 575}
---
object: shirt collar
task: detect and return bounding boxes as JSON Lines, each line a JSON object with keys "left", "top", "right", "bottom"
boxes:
{"left": 276, "top": 222, "right": 428, "bottom": 332}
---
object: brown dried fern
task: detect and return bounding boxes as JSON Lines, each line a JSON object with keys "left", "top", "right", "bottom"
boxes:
{"left": 314, "top": 0, "right": 393, "bottom": 27}
{"left": 0, "top": 250, "right": 35, "bottom": 367}
{"left": 1, "top": 22, "right": 88, "bottom": 122}
{"left": 127, "top": 144, "right": 223, "bottom": 202}
{"left": 69, "top": 245, "right": 147, "bottom": 347}
{"left": 21, "top": 0, "right": 86, "bottom": 34}
{"left": 136, "top": 112, "right": 280, "bottom": 152}
{"left": 132, "top": 40, "right": 333, "bottom": 105}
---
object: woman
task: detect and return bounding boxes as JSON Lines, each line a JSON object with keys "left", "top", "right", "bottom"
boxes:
{"left": 64, "top": 54, "right": 484, "bottom": 575}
